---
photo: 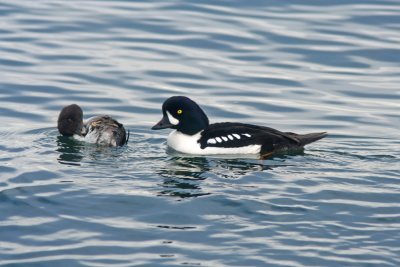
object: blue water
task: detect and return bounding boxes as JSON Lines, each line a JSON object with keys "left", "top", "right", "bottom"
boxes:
{"left": 1, "top": 0, "right": 400, "bottom": 266}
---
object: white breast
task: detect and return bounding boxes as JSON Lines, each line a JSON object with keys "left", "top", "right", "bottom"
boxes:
{"left": 167, "top": 130, "right": 261, "bottom": 155}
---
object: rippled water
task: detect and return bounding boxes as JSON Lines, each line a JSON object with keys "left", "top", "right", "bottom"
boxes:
{"left": 1, "top": 0, "right": 400, "bottom": 266}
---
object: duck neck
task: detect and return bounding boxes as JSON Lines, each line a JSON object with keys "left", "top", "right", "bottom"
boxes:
{"left": 178, "top": 113, "right": 209, "bottom": 136}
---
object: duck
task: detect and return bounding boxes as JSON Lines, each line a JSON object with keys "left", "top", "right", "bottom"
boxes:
{"left": 57, "top": 104, "right": 128, "bottom": 147}
{"left": 152, "top": 96, "right": 326, "bottom": 158}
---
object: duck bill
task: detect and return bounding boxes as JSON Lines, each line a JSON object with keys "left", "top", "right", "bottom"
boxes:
{"left": 80, "top": 124, "right": 87, "bottom": 136}
{"left": 152, "top": 115, "right": 175, "bottom": 130}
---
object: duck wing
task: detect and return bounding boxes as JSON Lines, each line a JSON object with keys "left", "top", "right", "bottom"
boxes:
{"left": 85, "top": 116, "right": 127, "bottom": 146}
{"left": 198, "top": 122, "right": 301, "bottom": 150}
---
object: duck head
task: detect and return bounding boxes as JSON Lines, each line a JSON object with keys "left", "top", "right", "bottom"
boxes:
{"left": 152, "top": 96, "right": 209, "bottom": 135}
{"left": 57, "top": 104, "right": 86, "bottom": 136}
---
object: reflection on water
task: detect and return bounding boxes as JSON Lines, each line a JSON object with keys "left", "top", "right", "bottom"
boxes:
{"left": 56, "top": 135, "right": 129, "bottom": 166}
{"left": 157, "top": 155, "right": 292, "bottom": 199}
{"left": 56, "top": 136, "right": 83, "bottom": 165}
{"left": 158, "top": 157, "right": 210, "bottom": 199}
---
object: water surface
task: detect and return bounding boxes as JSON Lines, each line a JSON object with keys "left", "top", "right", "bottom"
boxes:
{"left": 1, "top": 0, "right": 400, "bottom": 266}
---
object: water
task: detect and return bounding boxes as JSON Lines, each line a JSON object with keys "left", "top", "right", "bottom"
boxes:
{"left": 1, "top": 0, "right": 400, "bottom": 266}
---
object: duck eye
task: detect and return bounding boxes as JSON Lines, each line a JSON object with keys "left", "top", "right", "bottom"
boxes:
{"left": 177, "top": 109, "right": 183, "bottom": 115}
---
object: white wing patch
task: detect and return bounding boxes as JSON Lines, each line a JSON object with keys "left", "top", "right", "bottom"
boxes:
{"left": 206, "top": 133, "right": 252, "bottom": 146}
{"left": 232, "top": 134, "right": 241, "bottom": 139}
{"left": 207, "top": 138, "right": 217, "bottom": 144}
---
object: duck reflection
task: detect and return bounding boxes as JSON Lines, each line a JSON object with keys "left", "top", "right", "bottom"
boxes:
{"left": 56, "top": 136, "right": 84, "bottom": 165}
{"left": 158, "top": 156, "right": 210, "bottom": 198}
{"left": 157, "top": 154, "right": 288, "bottom": 199}
{"left": 56, "top": 136, "right": 126, "bottom": 166}
{"left": 209, "top": 158, "right": 274, "bottom": 179}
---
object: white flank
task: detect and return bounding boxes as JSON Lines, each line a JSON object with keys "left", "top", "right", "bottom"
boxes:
{"left": 221, "top": 136, "right": 228, "bottom": 141}
{"left": 242, "top": 133, "right": 251, "bottom": 137}
{"left": 232, "top": 134, "right": 241, "bottom": 139}
{"left": 228, "top": 135, "right": 234, "bottom": 140}
{"left": 166, "top": 111, "right": 179, "bottom": 125}
{"left": 215, "top": 137, "right": 222, "bottom": 143}
{"left": 167, "top": 130, "right": 261, "bottom": 155}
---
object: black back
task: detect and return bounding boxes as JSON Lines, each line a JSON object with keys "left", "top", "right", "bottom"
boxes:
{"left": 198, "top": 122, "right": 301, "bottom": 152}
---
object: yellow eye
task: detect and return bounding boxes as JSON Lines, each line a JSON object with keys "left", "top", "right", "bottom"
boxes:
{"left": 177, "top": 109, "right": 183, "bottom": 115}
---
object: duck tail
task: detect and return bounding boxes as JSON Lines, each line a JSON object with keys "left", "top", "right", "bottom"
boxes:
{"left": 297, "top": 132, "right": 327, "bottom": 146}
{"left": 125, "top": 130, "right": 130, "bottom": 145}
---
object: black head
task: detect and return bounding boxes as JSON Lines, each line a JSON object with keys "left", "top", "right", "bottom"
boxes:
{"left": 152, "top": 96, "right": 209, "bottom": 135}
{"left": 57, "top": 104, "right": 85, "bottom": 136}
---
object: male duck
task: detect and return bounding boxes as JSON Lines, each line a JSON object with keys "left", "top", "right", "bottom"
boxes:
{"left": 152, "top": 96, "right": 326, "bottom": 158}
{"left": 57, "top": 104, "right": 128, "bottom": 147}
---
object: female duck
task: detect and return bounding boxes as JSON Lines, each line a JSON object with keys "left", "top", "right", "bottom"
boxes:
{"left": 57, "top": 104, "right": 128, "bottom": 147}
{"left": 152, "top": 96, "right": 326, "bottom": 158}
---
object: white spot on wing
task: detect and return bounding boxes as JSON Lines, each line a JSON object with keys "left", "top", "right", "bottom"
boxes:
{"left": 228, "top": 135, "right": 234, "bottom": 140}
{"left": 221, "top": 136, "right": 228, "bottom": 141}
{"left": 232, "top": 134, "right": 241, "bottom": 139}
{"left": 166, "top": 111, "right": 179, "bottom": 125}
{"left": 207, "top": 138, "right": 217, "bottom": 144}
{"left": 216, "top": 137, "right": 222, "bottom": 143}
{"left": 242, "top": 133, "right": 251, "bottom": 137}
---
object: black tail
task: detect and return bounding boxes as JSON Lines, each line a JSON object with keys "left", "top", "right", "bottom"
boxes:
{"left": 297, "top": 132, "right": 327, "bottom": 146}
{"left": 125, "top": 130, "right": 130, "bottom": 145}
